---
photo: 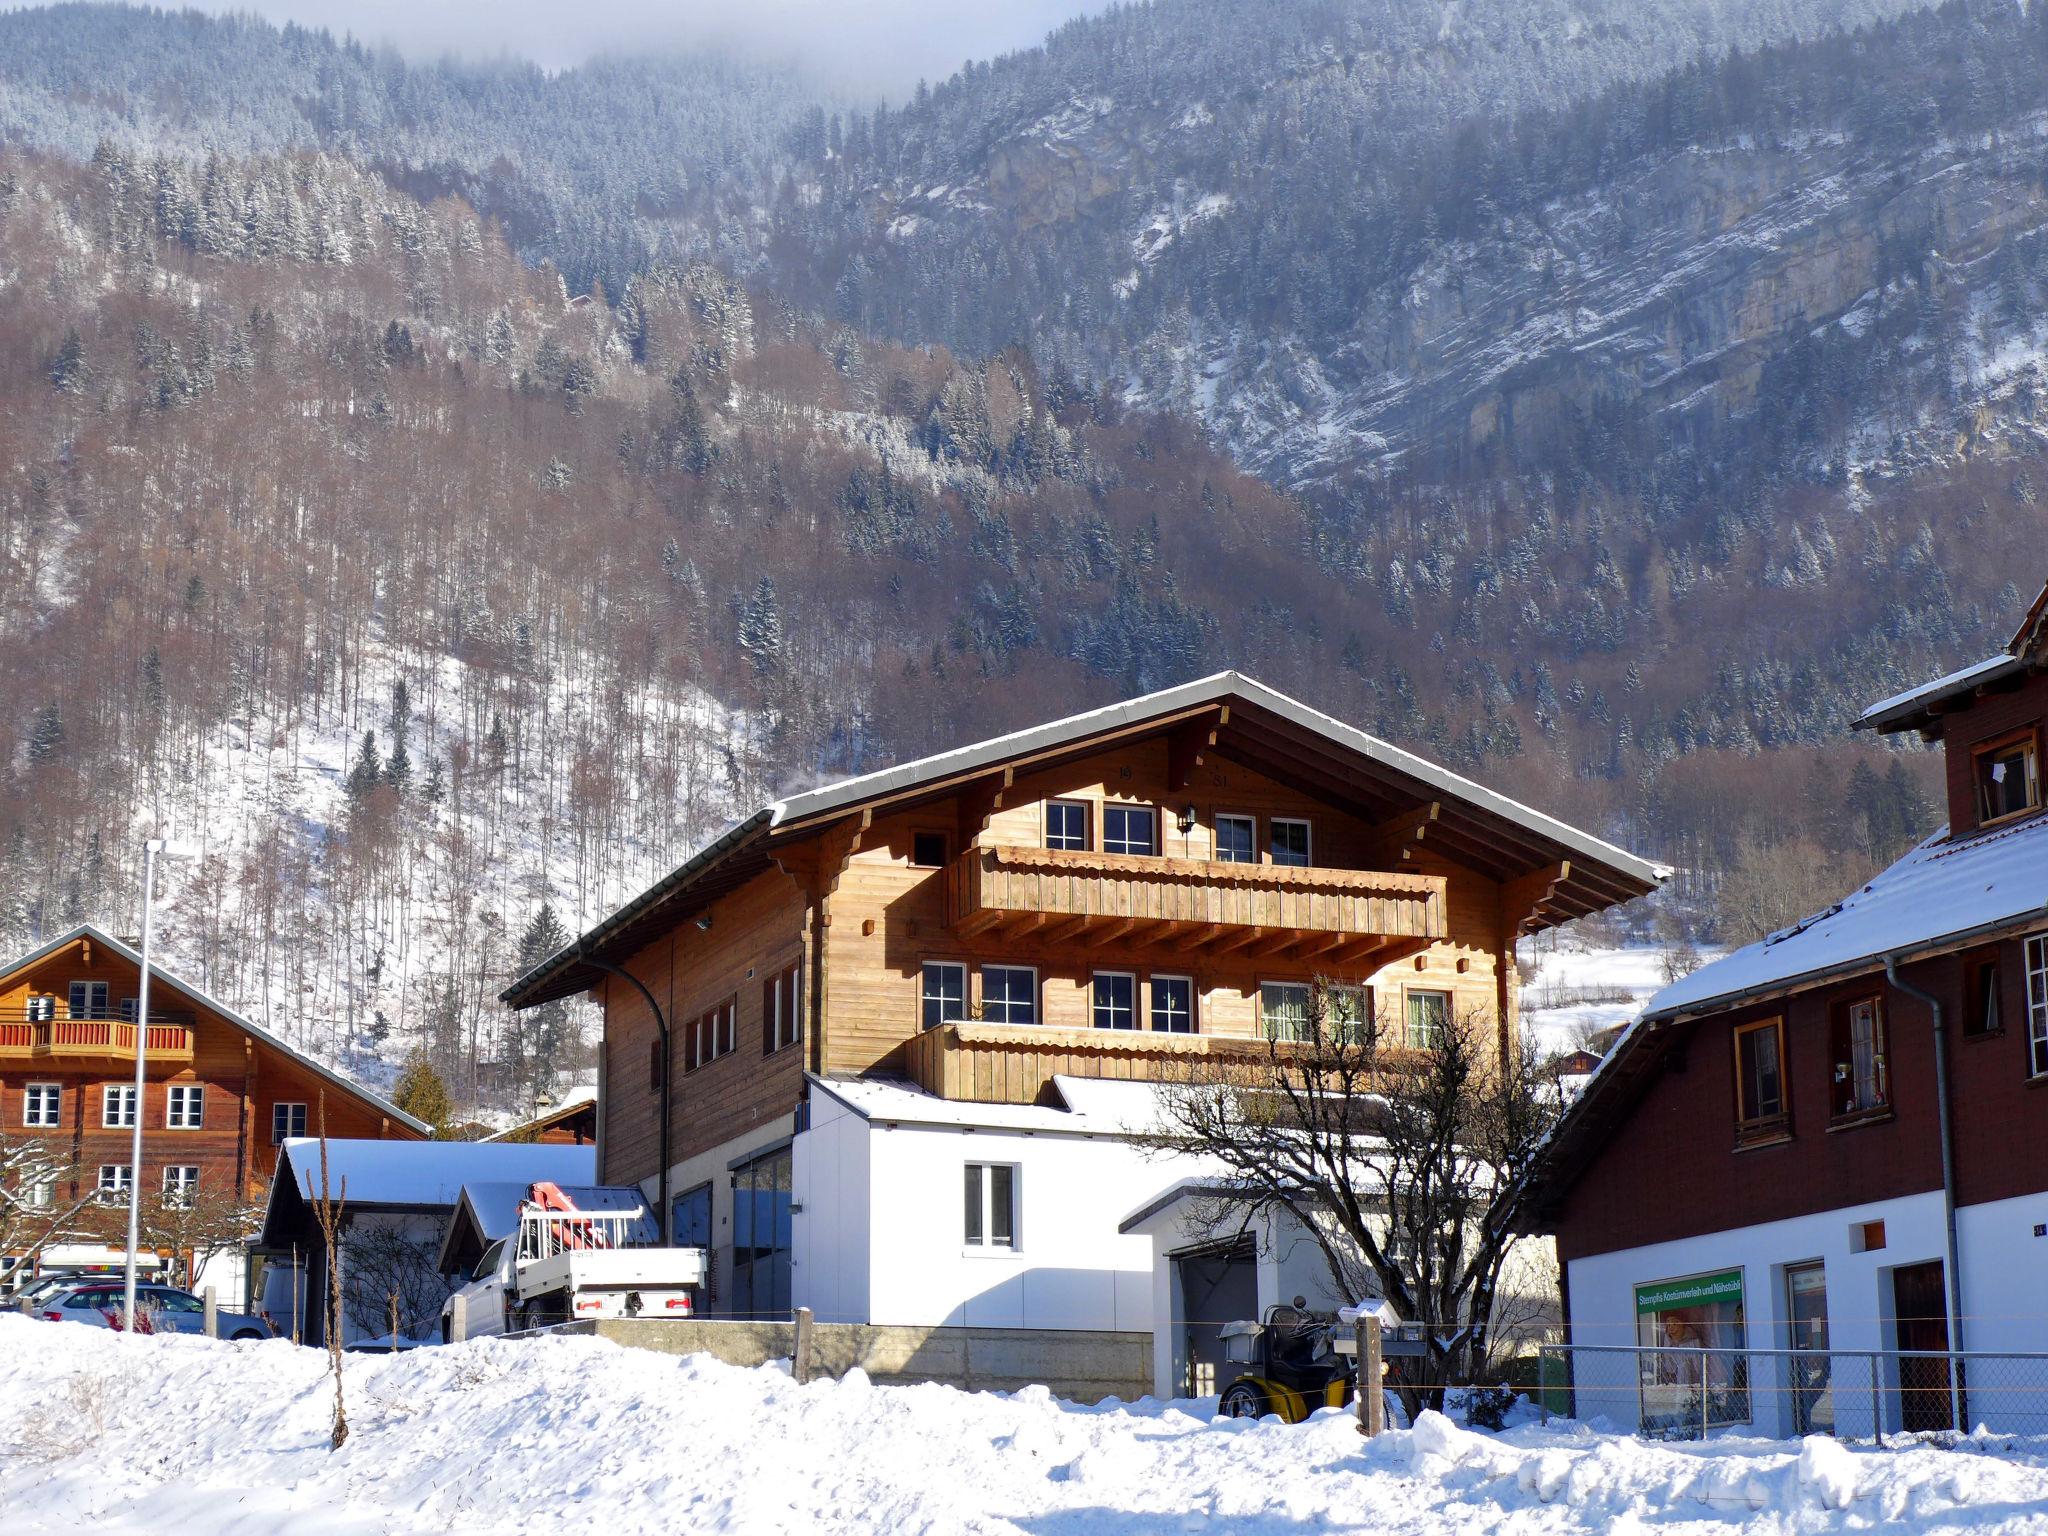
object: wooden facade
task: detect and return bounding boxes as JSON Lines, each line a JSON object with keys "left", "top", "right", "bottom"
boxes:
{"left": 0, "top": 925, "right": 423, "bottom": 1217}
{"left": 507, "top": 674, "right": 1662, "bottom": 1195}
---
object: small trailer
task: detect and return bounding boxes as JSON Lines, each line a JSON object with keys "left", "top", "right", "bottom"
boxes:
{"left": 442, "top": 1183, "right": 705, "bottom": 1340}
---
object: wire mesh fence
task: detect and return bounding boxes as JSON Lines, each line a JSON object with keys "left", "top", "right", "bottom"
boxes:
{"left": 1535, "top": 1342, "right": 2048, "bottom": 1444}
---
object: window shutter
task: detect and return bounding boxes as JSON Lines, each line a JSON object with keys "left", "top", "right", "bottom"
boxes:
{"left": 763, "top": 975, "right": 777, "bottom": 1054}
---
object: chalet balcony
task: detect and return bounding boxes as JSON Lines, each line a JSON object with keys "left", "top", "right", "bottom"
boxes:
{"left": 905, "top": 1020, "right": 1281, "bottom": 1105}
{"left": 0, "top": 1014, "right": 197, "bottom": 1064}
{"left": 943, "top": 844, "right": 1446, "bottom": 964}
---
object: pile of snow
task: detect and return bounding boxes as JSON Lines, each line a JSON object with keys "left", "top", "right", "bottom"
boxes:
{"left": 6, "top": 1318, "right": 2048, "bottom": 1534}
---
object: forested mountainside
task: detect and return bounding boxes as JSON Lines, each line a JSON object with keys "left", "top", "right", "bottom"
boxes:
{"left": 2, "top": 2, "right": 2046, "bottom": 1117}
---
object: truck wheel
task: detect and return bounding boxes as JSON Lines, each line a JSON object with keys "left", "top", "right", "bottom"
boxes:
{"left": 1219, "top": 1381, "right": 1269, "bottom": 1420}
{"left": 519, "top": 1298, "right": 558, "bottom": 1332}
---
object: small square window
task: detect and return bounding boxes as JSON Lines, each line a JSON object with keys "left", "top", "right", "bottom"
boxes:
{"left": 1270, "top": 819, "right": 1312, "bottom": 868}
{"left": 1405, "top": 989, "right": 1450, "bottom": 1050}
{"left": 981, "top": 965, "right": 1038, "bottom": 1026}
{"left": 1213, "top": 814, "right": 1255, "bottom": 865}
{"left": 272, "top": 1102, "right": 308, "bottom": 1144}
{"left": 166, "top": 1084, "right": 205, "bottom": 1130}
{"left": 103, "top": 1084, "right": 138, "bottom": 1130}
{"left": 1103, "top": 804, "right": 1157, "bottom": 856}
{"left": 1092, "top": 973, "right": 1137, "bottom": 1030}
{"left": 1150, "top": 975, "right": 1195, "bottom": 1034}
{"left": 911, "top": 831, "right": 949, "bottom": 868}
{"left": 1975, "top": 733, "right": 2041, "bottom": 825}
{"left": 24, "top": 994, "right": 54, "bottom": 1023}
{"left": 1045, "top": 800, "right": 1090, "bottom": 851}
{"left": 23, "top": 1083, "right": 62, "bottom": 1129}
{"left": 922, "top": 962, "right": 968, "bottom": 1031}
{"left": 162, "top": 1166, "right": 200, "bottom": 1206}
{"left": 1261, "top": 982, "right": 1311, "bottom": 1043}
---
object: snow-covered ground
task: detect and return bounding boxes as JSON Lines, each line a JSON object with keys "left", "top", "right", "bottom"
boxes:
{"left": 1516, "top": 938, "right": 1708, "bottom": 1059}
{"left": 6, "top": 1318, "right": 2048, "bottom": 1534}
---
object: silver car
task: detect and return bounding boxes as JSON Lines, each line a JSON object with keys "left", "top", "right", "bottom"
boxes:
{"left": 33, "top": 1282, "right": 272, "bottom": 1339}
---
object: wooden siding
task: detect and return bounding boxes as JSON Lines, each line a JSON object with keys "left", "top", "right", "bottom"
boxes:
{"left": 1938, "top": 671, "right": 2048, "bottom": 835}
{"left": 0, "top": 935, "right": 415, "bottom": 1208}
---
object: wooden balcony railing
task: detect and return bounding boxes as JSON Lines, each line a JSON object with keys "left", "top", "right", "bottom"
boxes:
{"left": 905, "top": 1020, "right": 1279, "bottom": 1105}
{"left": 0, "top": 1015, "right": 196, "bottom": 1062}
{"left": 944, "top": 844, "right": 1446, "bottom": 963}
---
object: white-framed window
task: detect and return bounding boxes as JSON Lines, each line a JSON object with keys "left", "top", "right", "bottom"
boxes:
{"left": 921, "top": 962, "right": 968, "bottom": 1031}
{"left": 1092, "top": 972, "right": 1137, "bottom": 1030}
{"left": 1045, "top": 800, "right": 1090, "bottom": 852}
{"left": 162, "top": 1165, "right": 200, "bottom": 1206}
{"left": 166, "top": 1084, "right": 205, "bottom": 1130}
{"left": 1213, "top": 813, "right": 1255, "bottom": 865}
{"left": 690, "top": 998, "right": 737, "bottom": 1069}
{"left": 102, "top": 1084, "right": 138, "bottom": 1129}
{"left": 963, "top": 1162, "right": 1017, "bottom": 1250}
{"left": 272, "top": 1101, "right": 308, "bottom": 1144}
{"left": 96, "top": 1164, "right": 132, "bottom": 1204}
{"left": 1328, "top": 984, "right": 1374, "bottom": 1043}
{"left": 24, "top": 994, "right": 54, "bottom": 1023}
{"left": 2028, "top": 933, "right": 2048, "bottom": 1079}
{"left": 19, "top": 1173, "right": 55, "bottom": 1208}
{"left": 68, "top": 980, "right": 110, "bottom": 1020}
{"left": 117, "top": 996, "right": 140, "bottom": 1022}
{"left": 1405, "top": 989, "right": 1451, "bottom": 1050}
{"left": 1150, "top": 974, "right": 1196, "bottom": 1034}
{"left": 1261, "top": 982, "right": 1312, "bottom": 1043}
{"left": 1270, "top": 818, "right": 1312, "bottom": 868}
{"left": 980, "top": 965, "right": 1039, "bottom": 1026}
{"left": 23, "top": 1083, "right": 62, "bottom": 1129}
{"left": 763, "top": 962, "right": 802, "bottom": 1054}
{"left": 1975, "top": 732, "right": 2041, "bottom": 826}
{"left": 1102, "top": 804, "right": 1157, "bottom": 857}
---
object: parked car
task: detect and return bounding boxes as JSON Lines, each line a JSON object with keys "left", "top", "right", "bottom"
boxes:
{"left": 33, "top": 1282, "right": 271, "bottom": 1339}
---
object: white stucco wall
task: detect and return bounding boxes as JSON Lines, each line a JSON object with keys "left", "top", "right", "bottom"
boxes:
{"left": 793, "top": 1088, "right": 870, "bottom": 1325}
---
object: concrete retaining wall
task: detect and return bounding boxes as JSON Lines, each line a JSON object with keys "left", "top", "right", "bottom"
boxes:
{"left": 558, "top": 1318, "right": 1152, "bottom": 1404}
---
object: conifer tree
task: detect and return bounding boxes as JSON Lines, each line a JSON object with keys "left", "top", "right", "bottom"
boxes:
{"left": 392, "top": 1052, "right": 455, "bottom": 1137}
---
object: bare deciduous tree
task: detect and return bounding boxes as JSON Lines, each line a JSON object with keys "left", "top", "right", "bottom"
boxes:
{"left": 312, "top": 1096, "right": 349, "bottom": 1450}
{"left": 340, "top": 1222, "right": 452, "bottom": 1344}
{"left": 1140, "top": 985, "right": 1562, "bottom": 1416}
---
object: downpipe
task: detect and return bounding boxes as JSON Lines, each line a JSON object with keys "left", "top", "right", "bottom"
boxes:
{"left": 1884, "top": 951, "right": 1963, "bottom": 1435}
{"left": 580, "top": 955, "right": 673, "bottom": 1246}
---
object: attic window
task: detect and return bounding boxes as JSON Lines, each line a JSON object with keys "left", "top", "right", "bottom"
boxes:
{"left": 1974, "top": 731, "right": 2040, "bottom": 826}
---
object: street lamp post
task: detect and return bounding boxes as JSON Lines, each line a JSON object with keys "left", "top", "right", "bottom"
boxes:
{"left": 121, "top": 838, "right": 165, "bottom": 1334}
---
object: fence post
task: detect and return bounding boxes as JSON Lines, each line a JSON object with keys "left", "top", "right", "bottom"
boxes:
{"left": 1354, "top": 1317, "right": 1383, "bottom": 1437}
{"left": 203, "top": 1286, "right": 218, "bottom": 1339}
{"left": 1698, "top": 1346, "right": 1709, "bottom": 1442}
{"left": 793, "top": 1306, "right": 815, "bottom": 1386}
{"left": 1870, "top": 1352, "right": 1884, "bottom": 1447}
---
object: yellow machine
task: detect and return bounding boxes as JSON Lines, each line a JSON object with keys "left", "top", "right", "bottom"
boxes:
{"left": 1216, "top": 1306, "right": 1354, "bottom": 1423}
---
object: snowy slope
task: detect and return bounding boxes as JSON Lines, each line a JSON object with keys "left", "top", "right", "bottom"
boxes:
{"left": 5, "top": 1319, "right": 2048, "bottom": 1534}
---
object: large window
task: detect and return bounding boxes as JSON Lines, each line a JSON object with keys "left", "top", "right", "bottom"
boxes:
{"left": 1405, "top": 989, "right": 1450, "bottom": 1050}
{"left": 981, "top": 965, "right": 1039, "bottom": 1027}
{"left": 762, "top": 962, "right": 802, "bottom": 1054}
{"left": 272, "top": 1102, "right": 308, "bottom": 1144}
{"left": 1092, "top": 973, "right": 1137, "bottom": 1031}
{"left": 1635, "top": 1270, "right": 1750, "bottom": 1432}
{"left": 1733, "top": 1019, "right": 1788, "bottom": 1141}
{"left": 1102, "top": 804, "right": 1157, "bottom": 856}
{"left": 166, "top": 1084, "right": 205, "bottom": 1130}
{"left": 731, "top": 1146, "right": 792, "bottom": 1319}
{"left": 921, "top": 962, "right": 968, "bottom": 1031}
{"left": 1045, "top": 800, "right": 1090, "bottom": 851}
{"left": 2028, "top": 934, "right": 2048, "bottom": 1079}
{"left": 1270, "top": 818, "right": 1312, "bottom": 868}
{"left": 1261, "top": 982, "right": 1311, "bottom": 1043}
{"left": 23, "top": 1083, "right": 61, "bottom": 1129}
{"left": 1213, "top": 814, "right": 1255, "bottom": 865}
{"left": 1974, "top": 731, "right": 2041, "bottom": 826}
{"left": 1829, "top": 997, "right": 1889, "bottom": 1121}
{"left": 68, "top": 980, "right": 110, "bottom": 1020}
{"left": 964, "top": 1163, "right": 1017, "bottom": 1250}
{"left": 102, "top": 1084, "right": 137, "bottom": 1130}
{"left": 1150, "top": 974, "right": 1195, "bottom": 1034}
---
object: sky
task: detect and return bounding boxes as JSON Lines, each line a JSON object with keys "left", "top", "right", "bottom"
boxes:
{"left": 172, "top": 0, "right": 1116, "bottom": 94}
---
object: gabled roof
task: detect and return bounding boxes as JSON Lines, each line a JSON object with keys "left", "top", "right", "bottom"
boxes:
{"left": 0, "top": 923, "right": 429, "bottom": 1136}
{"left": 258, "top": 1138, "right": 597, "bottom": 1246}
{"left": 482, "top": 1086, "right": 597, "bottom": 1143}
{"left": 434, "top": 1179, "right": 651, "bottom": 1272}
{"left": 505, "top": 672, "right": 1668, "bottom": 1007}
{"left": 1514, "top": 811, "right": 2048, "bottom": 1231}
{"left": 1857, "top": 577, "right": 2048, "bottom": 736}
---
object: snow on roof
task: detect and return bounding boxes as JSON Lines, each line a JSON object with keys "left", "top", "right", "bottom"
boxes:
{"left": 449, "top": 1181, "right": 654, "bottom": 1243}
{"left": 275, "top": 1139, "right": 596, "bottom": 1208}
{"left": 1645, "top": 813, "right": 2048, "bottom": 1020}
{"left": 1854, "top": 652, "right": 2021, "bottom": 729}
{"left": 808, "top": 1072, "right": 1169, "bottom": 1135}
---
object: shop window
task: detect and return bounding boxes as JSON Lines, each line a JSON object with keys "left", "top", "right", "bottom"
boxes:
{"left": 1974, "top": 731, "right": 2040, "bottom": 826}
{"left": 1635, "top": 1270, "right": 1750, "bottom": 1433}
{"left": 1829, "top": 996, "right": 1889, "bottom": 1121}
{"left": 1732, "top": 1019, "right": 1789, "bottom": 1144}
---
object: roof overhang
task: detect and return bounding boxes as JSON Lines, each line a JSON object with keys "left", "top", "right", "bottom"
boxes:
{"left": 1855, "top": 652, "right": 2040, "bottom": 737}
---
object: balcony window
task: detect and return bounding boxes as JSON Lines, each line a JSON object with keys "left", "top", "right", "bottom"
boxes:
{"left": 922, "top": 962, "right": 968, "bottom": 1031}
{"left": 1150, "top": 974, "right": 1195, "bottom": 1034}
{"left": 981, "top": 965, "right": 1039, "bottom": 1026}
{"left": 1270, "top": 818, "right": 1312, "bottom": 868}
{"left": 1045, "top": 800, "right": 1090, "bottom": 852}
{"left": 1092, "top": 972, "right": 1137, "bottom": 1030}
{"left": 272, "top": 1101, "right": 308, "bottom": 1145}
{"left": 1974, "top": 731, "right": 2040, "bottom": 826}
{"left": 1213, "top": 814, "right": 1255, "bottom": 865}
{"left": 24, "top": 994, "right": 54, "bottom": 1023}
{"left": 1261, "top": 982, "right": 1312, "bottom": 1043}
{"left": 1405, "top": 989, "right": 1450, "bottom": 1050}
{"left": 1733, "top": 1018, "right": 1789, "bottom": 1143}
{"left": 1830, "top": 996, "right": 1889, "bottom": 1121}
{"left": 167, "top": 1084, "right": 205, "bottom": 1130}
{"left": 24, "top": 1083, "right": 62, "bottom": 1129}
{"left": 1102, "top": 804, "right": 1157, "bottom": 857}
{"left": 102, "top": 1084, "right": 137, "bottom": 1130}
{"left": 68, "top": 981, "right": 110, "bottom": 1020}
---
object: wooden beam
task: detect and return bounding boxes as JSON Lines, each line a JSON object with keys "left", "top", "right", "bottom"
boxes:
{"left": 1087, "top": 918, "right": 1139, "bottom": 950}
{"left": 953, "top": 908, "right": 1011, "bottom": 939}
{"left": 1366, "top": 800, "right": 1440, "bottom": 863}
{"left": 1168, "top": 704, "right": 1230, "bottom": 791}
{"left": 1501, "top": 860, "right": 1572, "bottom": 937}
{"left": 1042, "top": 914, "right": 1091, "bottom": 946}
{"left": 1176, "top": 923, "right": 1225, "bottom": 953}
{"left": 1209, "top": 926, "right": 1266, "bottom": 958}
